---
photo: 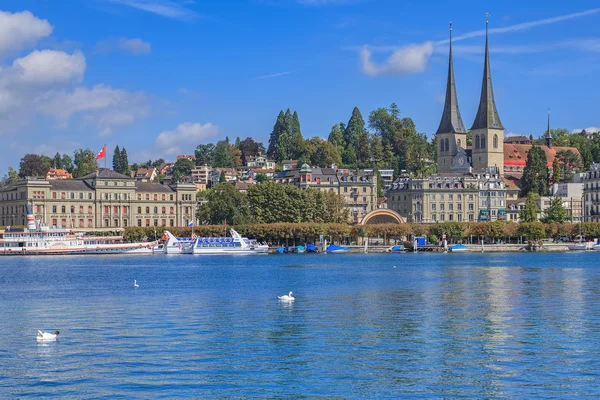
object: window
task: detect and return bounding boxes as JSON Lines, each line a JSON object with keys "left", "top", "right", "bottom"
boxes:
{"left": 114, "top": 181, "right": 118, "bottom": 186}
{"left": 114, "top": 219, "right": 119, "bottom": 227}
{"left": 481, "top": 136, "right": 486, "bottom": 148}
{"left": 170, "top": 194, "right": 173, "bottom": 201}
{"left": 162, "top": 207, "right": 166, "bottom": 214}
{"left": 475, "top": 135, "right": 480, "bottom": 149}
{"left": 114, "top": 206, "right": 118, "bottom": 214}
{"left": 458, "top": 204, "right": 462, "bottom": 211}
{"left": 138, "top": 194, "right": 142, "bottom": 200}
{"left": 79, "top": 193, "right": 83, "bottom": 199}
{"left": 52, "top": 219, "right": 57, "bottom": 226}
{"left": 114, "top": 193, "right": 118, "bottom": 200}
{"left": 161, "top": 219, "right": 166, "bottom": 226}
{"left": 154, "top": 194, "right": 158, "bottom": 201}
{"left": 52, "top": 192, "right": 57, "bottom": 199}
{"left": 154, "top": 207, "right": 158, "bottom": 214}
{"left": 432, "top": 204, "right": 436, "bottom": 211}
{"left": 170, "top": 207, "right": 174, "bottom": 214}
{"left": 457, "top": 139, "right": 461, "bottom": 149}
{"left": 61, "top": 206, "right": 66, "bottom": 213}
{"left": 493, "top": 134, "right": 498, "bottom": 148}
{"left": 449, "top": 194, "right": 453, "bottom": 200}
{"left": 123, "top": 206, "right": 128, "bottom": 213}
{"left": 79, "top": 206, "right": 84, "bottom": 214}
{"left": 445, "top": 138, "right": 449, "bottom": 152}
{"left": 440, "top": 141, "right": 444, "bottom": 153}
{"left": 88, "top": 193, "right": 92, "bottom": 200}
{"left": 71, "top": 192, "right": 75, "bottom": 199}
{"left": 363, "top": 187, "right": 366, "bottom": 193}
{"left": 440, "top": 204, "right": 445, "bottom": 211}
{"left": 146, "top": 219, "right": 150, "bottom": 227}
{"left": 138, "top": 219, "right": 142, "bottom": 227}
{"left": 104, "top": 206, "right": 109, "bottom": 214}
{"left": 468, "top": 203, "right": 474, "bottom": 211}
{"left": 104, "top": 219, "right": 109, "bottom": 227}
{"left": 162, "top": 194, "right": 166, "bottom": 201}
{"left": 88, "top": 219, "right": 93, "bottom": 227}
{"left": 449, "top": 204, "right": 453, "bottom": 210}
{"left": 170, "top": 219, "right": 174, "bottom": 227}
{"left": 146, "top": 194, "right": 150, "bottom": 200}
{"left": 52, "top": 205, "right": 57, "bottom": 213}
{"left": 124, "top": 219, "right": 128, "bottom": 227}
{"left": 153, "top": 219, "right": 158, "bottom": 227}
{"left": 146, "top": 207, "right": 150, "bottom": 214}
{"left": 344, "top": 187, "right": 348, "bottom": 193}
{"left": 138, "top": 207, "right": 142, "bottom": 213}
{"left": 79, "top": 219, "right": 84, "bottom": 227}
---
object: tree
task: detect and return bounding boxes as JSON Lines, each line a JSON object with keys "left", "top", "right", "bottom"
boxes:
{"left": 195, "top": 143, "right": 215, "bottom": 166}
{"left": 355, "top": 130, "right": 370, "bottom": 168}
{"left": 52, "top": 152, "right": 63, "bottom": 169}
{"left": 373, "top": 167, "right": 384, "bottom": 197}
{"left": 308, "top": 137, "right": 341, "bottom": 168}
{"left": 19, "top": 154, "right": 51, "bottom": 178}
{"left": 288, "top": 111, "right": 305, "bottom": 160}
{"left": 213, "top": 140, "right": 235, "bottom": 168}
{"left": 219, "top": 170, "right": 226, "bottom": 183}
{"left": 521, "top": 146, "right": 549, "bottom": 196}
{"left": 370, "top": 134, "right": 384, "bottom": 167}
{"left": 197, "top": 183, "right": 250, "bottom": 225}
{"left": 267, "top": 110, "right": 286, "bottom": 162}
{"left": 556, "top": 149, "right": 583, "bottom": 183}
{"left": 255, "top": 172, "right": 270, "bottom": 183}
{"left": 552, "top": 157, "right": 561, "bottom": 185}
{"left": 120, "top": 148, "right": 130, "bottom": 176}
{"left": 520, "top": 192, "right": 540, "bottom": 222}
{"left": 342, "top": 147, "right": 357, "bottom": 167}
{"left": 328, "top": 123, "right": 345, "bottom": 149}
{"left": 1, "top": 167, "right": 19, "bottom": 186}
{"left": 171, "top": 158, "right": 194, "bottom": 182}
{"left": 542, "top": 197, "right": 569, "bottom": 223}
{"left": 113, "top": 146, "right": 121, "bottom": 172}
{"left": 238, "top": 137, "right": 263, "bottom": 165}
{"left": 61, "top": 154, "right": 74, "bottom": 173}
{"left": 72, "top": 149, "right": 99, "bottom": 178}
{"left": 344, "top": 107, "right": 366, "bottom": 149}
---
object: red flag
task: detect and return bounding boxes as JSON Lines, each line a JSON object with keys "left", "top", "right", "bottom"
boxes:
{"left": 96, "top": 145, "right": 106, "bottom": 160}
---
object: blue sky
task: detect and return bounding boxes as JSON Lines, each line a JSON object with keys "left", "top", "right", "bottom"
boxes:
{"left": 1, "top": 0, "right": 599, "bottom": 172}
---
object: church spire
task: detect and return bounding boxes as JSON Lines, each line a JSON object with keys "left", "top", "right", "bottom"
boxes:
{"left": 436, "top": 22, "right": 466, "bottom": 135}
{"left": 471, "top": 15, "right": 504, "bottom": 131}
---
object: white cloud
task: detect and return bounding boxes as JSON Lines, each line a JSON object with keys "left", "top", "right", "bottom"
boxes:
{"left": 155, "top": 122, "right": 218, "bottom": 156}
{"left": 95, "top": 37, "right": 151, "bottom": 55}
{"left": 11, "top": 50, "right": 86, "bottom": 85}
{"left": 36, "top": 84, "right": 149, "bottom": 135}
{"left": 573, "top": 126, "right": 600, "bottom": 134}
{"left": 0, "top": 10, "right": 53, "bottom": 56}
{"left": 104, "top": 0, "right": 198, "bottom": 20}
{"left": 255, "top": 70, "right": 296, "bottom": 80}
{"left": 361, "top": 42, "right": 434, "bottom": 76}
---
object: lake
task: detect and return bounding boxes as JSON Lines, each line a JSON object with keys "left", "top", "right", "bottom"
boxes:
{"left": 1, "top": 252, "right": 600, "bottom": 398}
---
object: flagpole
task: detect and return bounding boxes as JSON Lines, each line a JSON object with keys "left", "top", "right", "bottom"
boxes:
{"left": 104, "top": 144, "right": 107, "bottom": 170}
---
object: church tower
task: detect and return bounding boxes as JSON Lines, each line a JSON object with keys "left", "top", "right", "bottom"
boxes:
{"left": 436, "top": 22, "right": 467, "bottom": 173}
{"left": 471, "top": 18, "right": 505, "bottom": 175}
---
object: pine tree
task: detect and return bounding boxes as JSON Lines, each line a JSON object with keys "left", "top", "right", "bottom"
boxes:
{"left": 52, "top": 152, "right": 62, "bottom": 169}
{"left": 552, "top": 157, "right": 561, "bottom": 185}
{"left": 542, "top": 197, "right": 569, "bottom": 223}
{"left": 267, "top": 110, "right": 285, "bottom": 160}
{"left": 520, "top": 192, "right": 541, "bottom": 222}
{"left": 521, "top": 145, "right": 549, "bottom": 196}
{"left": 120, "top": 148, "right": 130, "bottom": 175}
{"left": 344, "top": 107, "right": 366, "bottom": 148}
{"left": 289, "top": 111, "right": 305, "bottom": 160}
{"left": 234, "top": 136, "right": 241, "bottom": 149}
{"left": 355, "top": 130, "right": 370, "bottom": 168}
{"left": 113, "top": 146, "right": 121, "bottom": 172}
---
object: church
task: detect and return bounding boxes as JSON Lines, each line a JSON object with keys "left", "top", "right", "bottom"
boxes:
{"left": 387, "top": 21, "right": 507, "bottom": 223}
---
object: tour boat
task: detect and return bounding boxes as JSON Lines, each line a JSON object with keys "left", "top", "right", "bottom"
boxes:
{"left": 190, "top": 228, "right": 268, "bottom": 255}
{"left": 0, "top": 205, "right": 155, "bottom": 256}
{"left": 154, "top": 231, "right": 194, "bottom": 254}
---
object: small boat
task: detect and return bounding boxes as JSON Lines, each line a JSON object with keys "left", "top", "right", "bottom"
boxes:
{"left": 568, "top": 241, "right": 595, "bottom": 251}
{"left": 326, "top": 244, "right": 349, "bottom": 253}
{"left": 37, "top": 330, "right": 59, "bottom": 341}
{"left": 296, "top": 245, "right": 305, "bottom": 254}
{"left": 275, "top": 247, "right": 285, "bottom": 254}
{"left": 449, "top": 243, "right": 471, "bottom": 253}
{"left": 306, "top": 244, "right": 317, "bottom": 253}
{"left": 388, "top": 245, "right": 405, "bottom": 253}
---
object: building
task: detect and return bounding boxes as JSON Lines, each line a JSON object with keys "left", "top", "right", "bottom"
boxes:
{"left": 134, "top": 167, "right": 157, "bottom": 182}
{"left": 176, "top": 155, "right": 196, "bottom": 162}
{"left": 583, "top": 163, "right": 600, "bottom": 222}
{"left": 388, "top": 170, "right": 506, "bottom": 223}
{"left": 281, "top": 160, "right": 299, "bottom": 171}
{"left": 504, "top": 135, "right": 532, "bottom": 145}
{"left": 273, "top": 164, "right": 377, "bottom": 223}
{"left": 0, "top": 169, "right": 197, "bottom": 229}
{"left": 364, "top": 169, "right": 394, "bottom": 193}
{"left": 46, "top": 168, "right": 72, "bottom": 180}
{"left": 246, "top": 153, "right": 275, "bottom": 170}
{"left": 191, "top": 165, "right": 212, "bottom": 184}
{"left": 210, "top": 168, "right": 238, "bottom": 184}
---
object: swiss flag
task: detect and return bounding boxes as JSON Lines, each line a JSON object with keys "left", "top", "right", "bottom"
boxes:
{"left": 96, "top": 145, "right": 106, "bottom": 160}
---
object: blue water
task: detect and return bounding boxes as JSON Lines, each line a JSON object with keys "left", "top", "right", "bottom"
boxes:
{"left": 1, "top": 252, "right": 600, "bottom": 398}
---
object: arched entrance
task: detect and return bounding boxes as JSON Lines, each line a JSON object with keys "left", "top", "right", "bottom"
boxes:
{"left": 360, "top": 209, "right": 405, "bottom": 225}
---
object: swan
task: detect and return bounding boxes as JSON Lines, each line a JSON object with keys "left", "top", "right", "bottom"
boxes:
{"left": 134, "top": 280, "right": 139, "bottom": 288}
{"left": 278, "top": 291, "right": 294, "bottom": 301}
{"left": 37, "top": 330, "right": 59, "bottom": 341}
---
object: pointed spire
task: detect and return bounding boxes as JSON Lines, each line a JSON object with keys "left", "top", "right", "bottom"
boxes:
{"left": 436, "top": 21, "right": 466, "bottom": 135}
{"left": 471, "top": 16, "right": 504, "bottom": 131}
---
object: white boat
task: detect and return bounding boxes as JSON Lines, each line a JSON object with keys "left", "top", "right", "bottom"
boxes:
{"left": 449, "top": 244, "right": 471, "bottom": 253}
{"left": 568, "top": 242, "right": 595, "bottom": 251}
{"left": 153, "top": 231, "right": 194, "bottom": 254}
{"left": 191, "top": 228, "right": 268, "bottom": 255}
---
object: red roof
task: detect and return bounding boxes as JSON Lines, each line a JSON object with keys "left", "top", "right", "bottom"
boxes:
{"left": 504, "top": 144, "right": 581, "bottom": 168}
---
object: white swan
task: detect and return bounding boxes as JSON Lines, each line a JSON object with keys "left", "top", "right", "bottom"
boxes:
{"left": 134, "top": 279, "right": 139, "bottom": 288}
{"left": 278, "top": 291, "right": 294, "bottom": 301}
{"left": 37, "top": 330, "right": 59, "bottom": 341}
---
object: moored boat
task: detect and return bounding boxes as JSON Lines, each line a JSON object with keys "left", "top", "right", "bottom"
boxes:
{"left": 326, "top": 244, "right": 350, "bottom": 253}
{"left": 449, "top": 243, "right": 471, "bottom": 253}
{"left": 191, "top": 228, "right": 268, "bottom": 255}
{"left": 568, "top": 242, "right": 595, "bottom": 251}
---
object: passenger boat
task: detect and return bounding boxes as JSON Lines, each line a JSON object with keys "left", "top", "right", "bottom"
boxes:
{"left": 568, "top": 242, "right": 595, "bottom": 251}
{"left": 326, "top": 244, "right": 350, "bottom": 253}
{"left": 153, "top": 231, "right": 194, "bottom": 254}
{"left": 190, "top": 228, "right": 268, "bottom": 255}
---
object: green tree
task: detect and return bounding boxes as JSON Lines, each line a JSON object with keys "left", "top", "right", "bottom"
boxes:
{"left": 342, "top": 147, "right": 357, "bottom": 167}
{"left": 328, "top": 123, "right": 345, "bottom": 149}
{"left": 355, "top": 130, "right": 370, "bottom": 168}
{"left": 219, "top": 170, "right": 226, "bottom": 183}
{"left": 195, "top": 143, "right": 215, "bottom": 166}
{"left": 552, "top": 157, "right": 561, "bottom": 185}
{"left": 52, "top": 152, "right": 63, "bottom": 169}
{"left": 521, "top": 145, "right": 549, "bottom": 196}
{"left": 238, "top": 137, "right": 263, "bottom": 165}
{"left": 556, "top": 149, "right": 582, "bottom": 183}
{"left": 520, "top": 192, "right": 540, "bottom": 222}
{"left": 113, "top": 145, "right": 121, "bottom": 172}
{"left": 370, "top": 134, "right": 384, "bottom": 167}
{"left": 288, "top": 110, "right": 305, "bottom": 160}
{"left": 72, "top": 149, "right": 99, "bottom": 178}
{"left": 344, "top": 107, "right": 366, "bottom": 149}
{"left": 373, "top": 167, "right": 384, "bottom": 197}
{"left": 255, "top": 172, "right": 270, "bottom": 183}
{"left": 61, "top": 154, "right": 74, "bottom": 173}
{"left": 267, "top": 110, "right": 286, "bottom": 161}
{"left": 120, "top": 148, "right": 130, "bottom": 176}
{"left": 2, "top": 167, "right": 19, "bottom": 185}
{"left": 542, "top": 197, "right": 569, "bottom": 223}
{"left": 171, "top": 158, "right": 194, "bottom": 182}
{"left": 308, "top": 137, "right": 341, "bottom": 168}
{"left": 19, "top": 154, "right": 51, "bottom": 178}
{"left": 213, "top": 140, "right": 236, "bottom": 168}
{"left": 197, "top": 183, "right": 250, "bottom": 225}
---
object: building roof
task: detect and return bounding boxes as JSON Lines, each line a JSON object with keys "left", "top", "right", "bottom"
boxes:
{"left": 79, "top": 168, "right": 132, "bottom": 180}
{"left": 504, "top": 135, "right": 531, "bottom": 144}
{"left": 436, "top": 24, "right": 466, "bottom": 135}
{"left": 46, "top": 168, "right": 73, "bottom": 178}
{"left": 50, "top": 180, "right": 92, "bottom": 191}
{"left": 504, "top": 144, "right": 582, "bottom": 167}
{"left": 471, "top": 23, "right": 504, "bottom": 131}
{"left": 135, "top": 182, "right": 175, "bottom": 193}
{"left": 234, "top": 181, "right": 250, "bottom": 191}
{"left": 135, "top": 167, "right": 156, "bottom": 178}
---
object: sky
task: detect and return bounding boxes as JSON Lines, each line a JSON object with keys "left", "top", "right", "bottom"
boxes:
{"left": 1, "top": 0, "right": 600, "bottom": 173}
